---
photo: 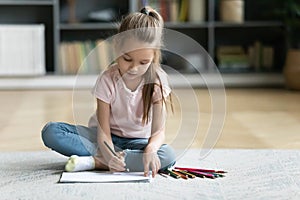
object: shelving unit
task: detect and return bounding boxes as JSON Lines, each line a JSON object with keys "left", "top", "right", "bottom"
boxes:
{"left": 0, "top": 0, "right": 57, "bottom": 74}
{"left": 0, "top": 0, "right": 288, "bottom": 89}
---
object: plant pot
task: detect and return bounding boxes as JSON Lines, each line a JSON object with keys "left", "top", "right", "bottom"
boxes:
{"left": 283, "top": 49, "right": 300, "bottom": 90}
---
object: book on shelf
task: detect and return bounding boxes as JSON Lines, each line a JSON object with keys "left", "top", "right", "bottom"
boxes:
{"left": 248, "top": 41, "right": 274, "bottom": 71}
{"left": 178, "top": 0, "right": 189, "bottom": 22}
{"left": 0, "top": 24, "right": 45, "bottom": 76}
{"left": 130, "top": 0, "right": 205, "bottom": 23}
{"left": 217, "top": 43, "right": 274, "bottom": 72}
{"left": 217, "top": 45, "right": 250, "bottom": 71}
{"left": 59, "top": 40, "right": 114, "bottom": 75}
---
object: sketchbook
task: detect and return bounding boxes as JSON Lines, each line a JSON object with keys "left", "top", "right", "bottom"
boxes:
{"left": 59, "top": 171, "right": 150, "bottom": 183}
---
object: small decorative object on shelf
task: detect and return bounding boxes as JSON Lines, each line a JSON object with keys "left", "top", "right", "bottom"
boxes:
{"left": 220, "top": 0, "right": 244, "bottom": 23}
{"left": 67, "top": 0, "right": 77, "bottom": 23}
{"left": 284, "top": 50, "right": 300, "bottom": 90}
{"left": 188, "top": 0, "right": 206, "bottom": 22}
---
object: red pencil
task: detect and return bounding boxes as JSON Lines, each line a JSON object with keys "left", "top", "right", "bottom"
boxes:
{"left": 174, "top": 167, "right": 227, "bottom": 174}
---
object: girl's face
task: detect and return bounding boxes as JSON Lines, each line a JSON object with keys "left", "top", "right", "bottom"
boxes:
{"left": 117, "top": 48, "right": 154, "bottom": 80}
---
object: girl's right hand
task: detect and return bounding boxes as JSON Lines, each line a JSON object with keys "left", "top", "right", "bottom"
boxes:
{"left": 108, "top": 151, "right": 126, "bottom": 172}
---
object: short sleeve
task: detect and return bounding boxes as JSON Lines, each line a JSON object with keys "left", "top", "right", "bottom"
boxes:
{"left": 91, "top": 71, "right": 115, "bottom": 104}
{"left": 152, "top": 69, "right": 171, "bottom": 103}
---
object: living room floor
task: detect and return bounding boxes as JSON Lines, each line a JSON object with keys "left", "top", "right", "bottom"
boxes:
{"left": 0, "top": 88, "right": 299, "bottom": 151}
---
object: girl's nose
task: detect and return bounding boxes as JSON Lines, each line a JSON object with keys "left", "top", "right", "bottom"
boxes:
{"left": 129, "top": 63, "right": 139, "bottom": 71}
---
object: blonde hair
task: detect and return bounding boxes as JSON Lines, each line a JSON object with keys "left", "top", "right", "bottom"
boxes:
{"left": 117, "top": 6, "right": 163, "bottom": 63}
{"left": 117, "top": 7, "right": 172, "bottom": 124}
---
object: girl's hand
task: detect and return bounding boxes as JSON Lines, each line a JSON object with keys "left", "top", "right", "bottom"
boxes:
{"left": 108, "top": 151, "right": 126, "bottom": 172}
{"left": 143, "top": 150, "right": 161, "bottom": 178}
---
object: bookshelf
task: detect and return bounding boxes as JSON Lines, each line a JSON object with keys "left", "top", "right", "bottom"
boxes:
{"left": 0, "top": 0, "right": 287, "bottom": 89}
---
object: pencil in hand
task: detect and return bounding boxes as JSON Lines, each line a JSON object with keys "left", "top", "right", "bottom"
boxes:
{"left": 103, "top": 141, "right": 129, "bottom": 172}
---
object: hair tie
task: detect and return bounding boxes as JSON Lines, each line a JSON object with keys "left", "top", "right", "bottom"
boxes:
{"left": 140, "top": 7, "right": 150, "bottom": 16}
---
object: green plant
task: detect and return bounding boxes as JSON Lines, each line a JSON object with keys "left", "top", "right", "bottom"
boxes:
{"left": 260, "top": 0, "right": 300, "bottom": 48}
{"left": 274, "top": 0, "right": 300, "bottom": 48}
{"left": 280, "top": 0, "right": 300, "bottom": 48}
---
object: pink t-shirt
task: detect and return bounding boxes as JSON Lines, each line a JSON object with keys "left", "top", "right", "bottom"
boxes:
{"left": 88, "top": 64, "right": 171, "bottom": 139}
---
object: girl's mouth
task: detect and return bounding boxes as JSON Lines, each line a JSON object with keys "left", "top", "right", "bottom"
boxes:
{"left": 127, "top": 71, "right": 138, "bottom": 75}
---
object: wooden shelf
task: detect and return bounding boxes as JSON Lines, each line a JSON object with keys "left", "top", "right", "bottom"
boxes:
{"left": 0, "top": 73, "right": 284, "bottom": 90}
{"left": 165, "top": 22, "right": 210, "bottom": 29}
{"left": 0, "top": 0, "right": 54, "bottom": 6}
{"left": 60, "top": 23, "right": 118, "bottom": 30}
{"left": 213, "top": 21, "right": 284, "bottom": 28}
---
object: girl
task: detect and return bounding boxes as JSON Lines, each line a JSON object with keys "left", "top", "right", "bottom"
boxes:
{"left": 41, "top": 7, "right": 176, "bottom": 178}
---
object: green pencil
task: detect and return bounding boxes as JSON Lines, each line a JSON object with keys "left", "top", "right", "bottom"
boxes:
{"left": 167, "top": 169, "right": 180, "bottom": 179}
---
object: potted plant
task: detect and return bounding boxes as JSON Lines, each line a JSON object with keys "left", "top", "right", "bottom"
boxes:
{"left": 260, "top": 0, "right": 300, "bottom": 89}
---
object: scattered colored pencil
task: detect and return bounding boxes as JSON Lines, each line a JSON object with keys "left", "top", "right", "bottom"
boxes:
{"left": 159, "top": 167, "right": 227, "bottom": 180}
{"left": 174, "top": 167, "right": 227, "bottom": 173}
{"left": 171, "top": 170, "right": 188, "bottom": 180}
{"left": 174, "top": 167, "right": 227, "bottom": 174}
{"left": 167, "top": 169, "right": 181, "bottom": 179}
{"left": 174, "top": 169, "right": 196, "bottom": 178}
{"left": 158, "top": 172, "right": 168, "bottom": 178}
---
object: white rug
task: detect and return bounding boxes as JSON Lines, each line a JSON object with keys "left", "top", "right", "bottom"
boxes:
{"left": 1, "top": 149, "right": 300, "bottom": 200}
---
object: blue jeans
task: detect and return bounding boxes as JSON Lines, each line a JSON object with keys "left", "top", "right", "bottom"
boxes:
{"left": 41, "top": 122, "right": 176, "bottom": 171}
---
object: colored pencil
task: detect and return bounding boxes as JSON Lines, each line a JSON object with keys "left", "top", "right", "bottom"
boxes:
{"left": 158, "top": 172, "right": 168, "bottom": 178}
{"left": 103, "top": 141, "right": 130, "bottom": 172}
{"left": 213, "top": 173, "right": 225, "bottom": 178}
{"left": 172, "top": 170, "right": 188, "bottom": 180}
{"left": 187, "top": 170, "right": 216, "bottom": 179}
{"left": 167, "top": 169, "right": 181, "bottom": 179}
{"left": 104, "top": 141, "right": 118, "bottom": 157}
{"left": 186, "top": 171, "right": 205, "bottom": 178}
{"left": 174, "top": 169, "right": 196, "bottom": 178}
{"left": 174, "top": 167, "right": 227, "bottom": 173}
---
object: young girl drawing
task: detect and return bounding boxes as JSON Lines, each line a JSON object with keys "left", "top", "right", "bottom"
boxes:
{"left": 41, "top": 6, "right": 176, "bottom": 177}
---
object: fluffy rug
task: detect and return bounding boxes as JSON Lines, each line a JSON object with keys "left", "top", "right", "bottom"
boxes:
{"left": 1, "top": 149, "right": 300, "bottom": 200}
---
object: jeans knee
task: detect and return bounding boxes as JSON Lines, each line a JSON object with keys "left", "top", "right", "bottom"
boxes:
{"left": 158, "top": 144, "right": 176, "bottom": 170}
{"left": 41, "top": 122, "right": 60, "bottom": 147}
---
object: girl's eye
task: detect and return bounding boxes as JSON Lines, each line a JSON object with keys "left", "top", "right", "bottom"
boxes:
{"left": 123, "top": 57, "right": 132, "bottom": 62}
{"left": 140, "top": 62, "right": 150, "bottom": 65}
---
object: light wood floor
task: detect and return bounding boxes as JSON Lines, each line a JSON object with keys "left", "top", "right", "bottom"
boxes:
{"left": 0, "top": 88, "right": 300, "bottom": 151}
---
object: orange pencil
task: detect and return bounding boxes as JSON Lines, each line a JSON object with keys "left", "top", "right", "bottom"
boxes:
{"left": 172, "top": 169, "right": 188, "bottom": 179}
{"left": 175, "top": 169, "right": 196, "bottom": 178}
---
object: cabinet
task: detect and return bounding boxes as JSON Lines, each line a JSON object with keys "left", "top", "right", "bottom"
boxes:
{"left": 0, "top": 0, "right": 56, "bottom": 74}
{"left": 0, "top": 0, "right": 287, "bottom": 88}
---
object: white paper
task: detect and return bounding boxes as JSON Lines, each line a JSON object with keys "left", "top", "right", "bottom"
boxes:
{"left": 59, "top": 171, "right": 150, "bottom": 183}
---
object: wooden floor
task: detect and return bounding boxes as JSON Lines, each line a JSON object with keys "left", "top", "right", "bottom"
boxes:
{"left": 0, "top": 88, "right": 300, "bottom": 151}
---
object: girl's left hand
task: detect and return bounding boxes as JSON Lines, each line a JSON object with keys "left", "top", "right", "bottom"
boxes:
{"left": 143, "top": 150, "right": 161, "bottom": 178}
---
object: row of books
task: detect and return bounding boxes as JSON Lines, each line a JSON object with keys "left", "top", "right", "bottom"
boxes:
{"left": 249, "top": 41, "right": 274, "bottom": 71}
{"left": 0, "top": 25, "right": 45, "bottom": 76}
{"left": 217, "top": 42, "right": 274, "bottom": 72}
{"left": 59, "top": 40, "right": 114, "bottom": 75}
{"left": 61, "top": 41, "right": 274, "bottom": 75}
{"left": 131, "top": 0, "right": 206, "bottom": 22}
